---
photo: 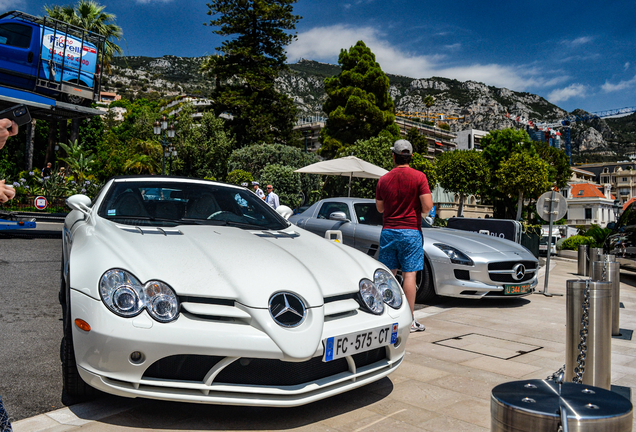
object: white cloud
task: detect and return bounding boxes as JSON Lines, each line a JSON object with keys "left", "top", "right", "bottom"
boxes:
{"left": 625, "top": 62, "right": 631, "bottom": 71}
{"left": 602, "top": 75, "right": 636, "bottom": 92}
{"left": 0, "top": 0, "right": 24, "bottom": 10}
{"left": 548, "top": 84, "right": 588, "bottom": 103}
{"left": 288, "top": 25, "right": 565, "bottom": 92}
{"left": 561, "top": 36, "right": 593, "bottom": 47}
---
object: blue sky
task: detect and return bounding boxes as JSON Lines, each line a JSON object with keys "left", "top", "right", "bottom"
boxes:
{"left": 5, "top": 0, "right": 635, "bottom": 115}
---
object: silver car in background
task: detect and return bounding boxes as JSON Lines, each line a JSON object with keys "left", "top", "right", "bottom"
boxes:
{"left": 290, "top": 198, "right": 539, "bottom": 302}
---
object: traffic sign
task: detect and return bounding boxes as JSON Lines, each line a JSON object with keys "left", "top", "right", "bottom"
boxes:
{"left": 34, "top": 196, "right": 47, "bottom": 210}
{"left": 537, "top": 191, "right": 567, "bottom": 222}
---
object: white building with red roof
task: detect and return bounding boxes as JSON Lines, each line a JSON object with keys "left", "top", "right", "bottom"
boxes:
{"left": 563, "top": 183, "right": 617, "bottom": 227}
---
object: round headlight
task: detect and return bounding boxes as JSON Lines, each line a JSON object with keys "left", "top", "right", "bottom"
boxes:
{"left": 100, "top": 269, "right": 144, "bottom": 317}
{"left": 359, "top": 278, "right": 384, "bottom": 315}
{"left": 144, "top": 281, "right": 179, "bottom": 322}
{"left": 374, "top": 269, "right": 403, "bottom": 309}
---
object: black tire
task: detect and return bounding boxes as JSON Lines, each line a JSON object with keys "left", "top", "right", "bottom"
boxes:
{"left": 61, "top": 271, "right": 98, "bottom": 399}
{"left": 415, "top": 260, "right": 436, "bottom": 303}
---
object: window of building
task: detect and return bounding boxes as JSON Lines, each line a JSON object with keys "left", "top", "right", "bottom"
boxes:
{"left": 623, "top": 177, "right": 628, "bottom": 182}
{"left": 578, "top": 190, "right": 583, "bottom": 196}
{"left": 585, "top": 208, "right": 592, "bottom": 219}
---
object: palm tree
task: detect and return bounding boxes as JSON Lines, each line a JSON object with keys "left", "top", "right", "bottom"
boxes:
{"left": 123, "top": 154, "right": 159, "bottom": 175}
{"left": 45, "top": 0, "right": 123, "bottom": 72}
{"left": 58, "top": 140, "right": 95, "bottom": 182}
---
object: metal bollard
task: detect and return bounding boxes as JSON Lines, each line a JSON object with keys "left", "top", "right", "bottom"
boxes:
{"left": 578, "top": 244, "right": 589, "bottom": 276}
{"left": 592, "top": 260, "right": 622, "bottom": 336}
{"left": 587, "top": 247, "right": 603, "bottom": 277}
{"left": 565, "top": 280, "right": 612, "bottom": 389}
{"left": 491, "top": 379, "right": 633, "bottom": 431}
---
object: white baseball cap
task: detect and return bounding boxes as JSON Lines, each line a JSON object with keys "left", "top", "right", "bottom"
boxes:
{"left": 391, "top": 139, "right": 413, "bottom": 155}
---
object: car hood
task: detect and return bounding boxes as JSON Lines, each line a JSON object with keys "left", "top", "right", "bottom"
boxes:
{"left": 73, "top": 220, "right": 378, "bottom": 308}
{"left": 423, "top": 227, "right": 532, "bottom": 256}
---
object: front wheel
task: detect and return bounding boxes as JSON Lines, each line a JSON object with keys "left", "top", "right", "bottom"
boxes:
{"left": 415, "top": 260, "right": 436, "bottom": 303}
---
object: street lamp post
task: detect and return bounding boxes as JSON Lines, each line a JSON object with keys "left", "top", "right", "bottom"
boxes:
{"left": 613, "top": 199, "right": 622, "bottom": 222}
{"left": 153, "top": 115, "right": 176, "bottom": 175}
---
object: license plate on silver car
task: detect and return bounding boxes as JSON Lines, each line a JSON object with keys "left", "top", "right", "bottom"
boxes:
{"left": 323, "top": 323, "right": 398, "bottom": 362}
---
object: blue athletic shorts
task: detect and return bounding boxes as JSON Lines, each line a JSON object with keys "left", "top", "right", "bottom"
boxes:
{"left": 378, "top": 229, "right": 424, "bottom": 273}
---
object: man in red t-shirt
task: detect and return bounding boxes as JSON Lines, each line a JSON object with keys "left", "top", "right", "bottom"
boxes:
{"left": 376, "top": 139, "right": 432, "bottom": 332}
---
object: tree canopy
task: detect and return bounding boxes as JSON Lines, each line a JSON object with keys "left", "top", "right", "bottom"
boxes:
{"left": 206, "top": 0, "right": 300, "bottom": 147}
{"left": 437, "top": 150, "right": 489, "bottom": 216}
{"left": 320, "top": 41, "right": 400, "bottom": 158}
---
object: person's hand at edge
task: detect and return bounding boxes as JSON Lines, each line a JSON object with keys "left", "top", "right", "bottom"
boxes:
{"left": 0, "top": 119, "right": 18, "bottom": 150}
{"left": 0, "top": 180, "right": 15, "bottom": 203}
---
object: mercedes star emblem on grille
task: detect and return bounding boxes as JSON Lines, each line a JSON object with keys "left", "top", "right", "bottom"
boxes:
{"left": 269, "top": 292, "right": 306, "bottom": 327}
{"left": 512, "top": 263, "right": 526, "bottom": 281}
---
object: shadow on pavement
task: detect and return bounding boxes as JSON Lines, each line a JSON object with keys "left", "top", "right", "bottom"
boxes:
{"left": 67, "top": 378, "right": 394, "bottom": 430}
{"left": 419, "top": 296, "right": 530, "bottom": 310}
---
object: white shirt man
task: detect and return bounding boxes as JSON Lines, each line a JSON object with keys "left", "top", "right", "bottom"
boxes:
{"left": 252, "top": 181, "right": 265, "bottom": 200}
{"left": 265, "top": 184, "right": 280, "bottom": 209}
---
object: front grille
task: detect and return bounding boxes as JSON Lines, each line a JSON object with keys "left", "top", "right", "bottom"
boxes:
{"left": 142, "top": 347, "right": 387, "bottom": 386}
{"left": 488, "top": 261, "right": 538, "bottom": 271}
{"left": 488, "top": 260, "right": 537, "bottom": 283}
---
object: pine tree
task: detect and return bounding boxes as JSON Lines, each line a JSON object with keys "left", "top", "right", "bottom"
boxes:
{"left": 206, "top": 0, "right": 300, "bottom": 147}
{"left": 320, "top": 41, "right": 399, "bottom": 158}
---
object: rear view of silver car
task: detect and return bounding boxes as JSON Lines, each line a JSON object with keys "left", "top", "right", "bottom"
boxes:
{"left": 290, "top": 198, "right": 539, "bottom": 302}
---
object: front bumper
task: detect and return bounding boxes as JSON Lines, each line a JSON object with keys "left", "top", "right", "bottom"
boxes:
{"left": 70, "top": 290, "right": 410, "bottom": 406}
{"left": 429, "top": 258, "right": 538, "bottom": 299}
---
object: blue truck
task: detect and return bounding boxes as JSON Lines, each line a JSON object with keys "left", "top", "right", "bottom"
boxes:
{"left": 0, "top": 11, "right": 106, "bottom": 106}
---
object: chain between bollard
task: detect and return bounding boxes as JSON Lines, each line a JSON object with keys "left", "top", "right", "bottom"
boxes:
{"left": 573, "top": 279, "right": 591, "bottom": 384}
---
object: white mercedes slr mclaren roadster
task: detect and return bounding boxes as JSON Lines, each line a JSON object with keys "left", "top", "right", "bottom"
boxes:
{"left": 60, "top": 176, "right": 411, "bottom": 407}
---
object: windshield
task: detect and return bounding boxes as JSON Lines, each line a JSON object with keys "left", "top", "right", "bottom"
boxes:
{"left": 98, "top": 180, "right": 288, "bottom": 230}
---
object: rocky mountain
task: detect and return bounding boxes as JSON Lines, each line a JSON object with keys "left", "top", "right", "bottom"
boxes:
{"left": 106, "top": 56, "right": 634, "bottom": 161}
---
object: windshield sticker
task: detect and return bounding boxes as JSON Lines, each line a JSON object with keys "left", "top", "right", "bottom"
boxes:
{"left": 108, "top": 209, "right": 116, "bottom": 215}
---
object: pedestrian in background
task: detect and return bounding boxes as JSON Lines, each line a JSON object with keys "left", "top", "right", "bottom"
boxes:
{"left": 41, "top": 162, "right": 52, "bottom": 178}
{"left": 376, "top": 139, "right": 432, "bottom": 333}
{"left": 265, "top": 184, "right": 280, "bottom": 209}
{"left": 252, "top": 181, "right": 265, "bottom": 200}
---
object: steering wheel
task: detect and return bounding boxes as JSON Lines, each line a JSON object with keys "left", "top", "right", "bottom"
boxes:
{"left": 207, "top": 211, "right": 232, "bottom": 220}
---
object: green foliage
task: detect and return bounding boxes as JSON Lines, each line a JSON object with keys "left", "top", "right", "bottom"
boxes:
{"left": 437, "top": 150, "right": 489, "bottom": 211}
{"left": 228, "top": 144, "right": 320, "bottom": 199}
{"left": 259, "top": 164, "right": 302, "bottom": 209}
{"left": 438, "top": 122, "right": 451, "bottom": 131}
{"left": 561, "top": 235, "right": 595, "bottom": 251}
{"left": 58, "top": 140, "right": 95, "bottom": 183}
{"left": 532, "top": 141, "right": 571, "bottom": 189}
{"left": 320, "top": 41, "right": 400, "bottom": 158}
{"left": 410, "top": 152, "right": 438, "bottom": 189}
{"left": 578, "top": 224, "right": 611, "bottom": 247}
{"left": 206, "top": 0, "right": 300, "bottom": 146}
{"left": 405, "top": 128, "right": 429, "bottom": 154}
{"left": 496, "top": 152, "right": 550, "bottom": 220}
{"left": 480, "top": 128, "right": 537, "bottom": 219}
{"left": 496, "top": 153, "right": 550, "bottom": 199}
{"left": 226, "top": 169, "right": 253, "bottom": 185}
{"left": 172, "top": 108, "right": 235, "bottom": 180}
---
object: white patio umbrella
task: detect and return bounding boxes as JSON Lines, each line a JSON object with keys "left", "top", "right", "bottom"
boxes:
{"left": 294, "top": 156, "right": 389, "bottom": 197}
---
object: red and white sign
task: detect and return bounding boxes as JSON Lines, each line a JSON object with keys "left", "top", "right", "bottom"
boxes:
{"left": 34, "top": 196, "right": 48, "bottom": 210}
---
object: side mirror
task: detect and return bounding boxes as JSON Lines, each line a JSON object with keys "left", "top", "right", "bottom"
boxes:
{"left": 276, "top": 205, "right": 293, "bottom": 220}
{"left": 329, "top": 211, "right": 349, "bottom": 222}
{"left": 66, "top": 194, "right": 92, "bottom": 216}
{"left": 607, "top": 222, "right": 616, "bottom": 230}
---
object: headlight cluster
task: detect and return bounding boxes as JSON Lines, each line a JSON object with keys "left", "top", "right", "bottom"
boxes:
{"left": 99, "top": 269, "right": 180, "bottom": 323}
{"left": 358, "top": 269, "right": 403, "bottom": 314}
{"left": 434, "top": 243, "right": 474, "bottom": 266}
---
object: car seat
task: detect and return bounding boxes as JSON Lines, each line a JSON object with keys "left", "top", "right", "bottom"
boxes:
{"left": 185, "top": 193, "right": 220, "bottom": 219}
{"left": 112, "top": 190, "right": 149, "bottom": 217}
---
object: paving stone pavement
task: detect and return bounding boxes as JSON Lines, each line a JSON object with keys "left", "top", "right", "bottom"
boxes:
{"left": 13, "top": 257, "right": 636, "bottom": 431}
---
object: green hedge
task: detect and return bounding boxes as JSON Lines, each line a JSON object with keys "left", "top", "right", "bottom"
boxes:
{"left": 560, "top": 235, "right": 594, "bottom": 251}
